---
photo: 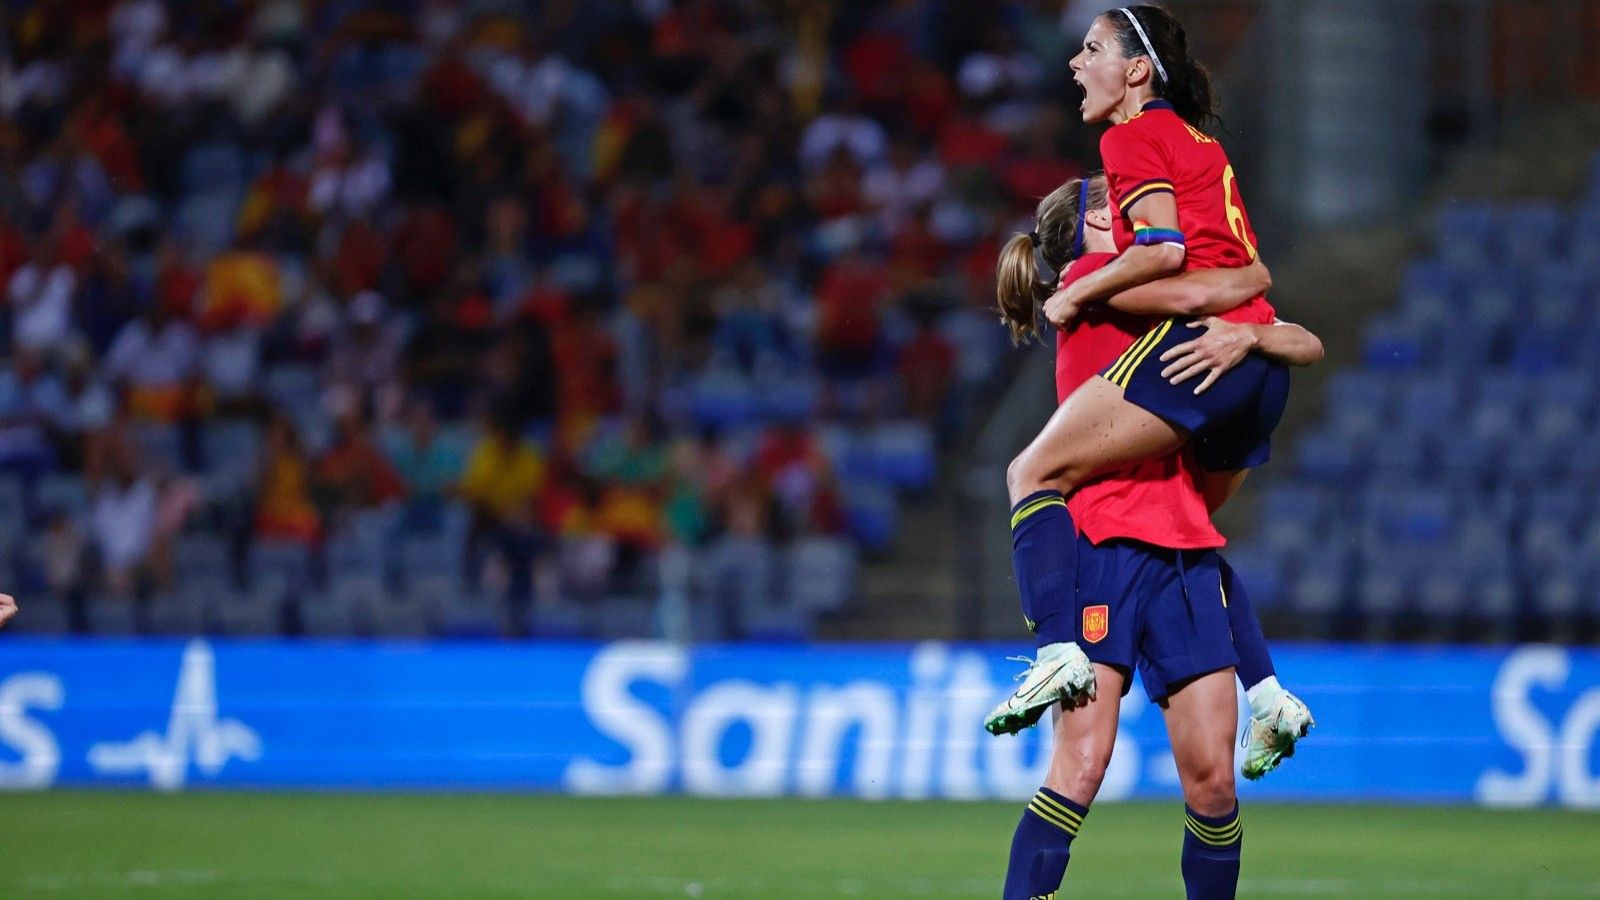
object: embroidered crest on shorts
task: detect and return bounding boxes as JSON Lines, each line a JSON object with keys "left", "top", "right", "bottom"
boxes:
{"left": 1082, "top": 604, "right": 1109, "bottom": 644}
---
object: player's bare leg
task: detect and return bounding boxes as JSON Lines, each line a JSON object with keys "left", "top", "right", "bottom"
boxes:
{"left": 1004, "top": 663, "right": 1126, "bottom": 900}
{"left": 1043, "top": 663, "right": 1126, "bottom": 804}
{"left": 1163, "top": 667, "right": 1244, "bottom": 900}
{"left": 1006, "top": 374, "right": 1187, "bottom": 506}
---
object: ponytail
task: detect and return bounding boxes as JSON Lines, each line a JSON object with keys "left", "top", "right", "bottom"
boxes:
{"left": 995, "top": 175, "right": 1110, "bottom": 343}
{"left": 1104, "top": 5, "right": 1220, "bottom": 131}
{"left": 996, "top": 233, "right": 1051, "bottom": 344}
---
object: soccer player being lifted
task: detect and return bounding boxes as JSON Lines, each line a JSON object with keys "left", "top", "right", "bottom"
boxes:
{"left": 990, "top": 6, "right": 1317, "bottom": 898}
{"left": 990, "top": 4, "right": 1314, "bottom": 772}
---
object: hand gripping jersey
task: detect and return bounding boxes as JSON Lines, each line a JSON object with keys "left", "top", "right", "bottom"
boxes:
{"left": 1100, "top": 99, "right": 1275, "bottom": 326}
{"left": 1054, "top": 252, "right": 1224, "bottom": 550}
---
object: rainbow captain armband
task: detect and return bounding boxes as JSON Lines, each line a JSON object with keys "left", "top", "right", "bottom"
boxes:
{"left": 1132, "top": 219, "right": 1186, "bottom": 247}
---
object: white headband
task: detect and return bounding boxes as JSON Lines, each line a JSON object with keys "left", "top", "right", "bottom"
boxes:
{"left": 1118, "top": 7, "right": 1168, "bottom": 85}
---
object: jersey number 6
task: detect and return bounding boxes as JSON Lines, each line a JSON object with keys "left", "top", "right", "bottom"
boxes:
{"left": 1222, "top": 165, "right": 1258, "bottom": 261}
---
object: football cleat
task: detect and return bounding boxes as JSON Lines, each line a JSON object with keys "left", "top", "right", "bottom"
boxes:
{"left": 985, "top": 641, "right": 1097, "bottom": 736}
{"left": 1241, "top": 690, "right": 1314, "bottom": 780}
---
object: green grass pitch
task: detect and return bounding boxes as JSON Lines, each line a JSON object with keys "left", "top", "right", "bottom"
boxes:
{"left": 2, "top": 793, "right": 1597, "bottom": 897}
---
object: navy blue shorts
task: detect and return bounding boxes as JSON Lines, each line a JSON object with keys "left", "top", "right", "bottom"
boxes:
{"left": 1100, "top": 316, "right": 1290, "bottom": 471}
{"left": 1072, "top": 532, "right": 1239, "bottom": 703}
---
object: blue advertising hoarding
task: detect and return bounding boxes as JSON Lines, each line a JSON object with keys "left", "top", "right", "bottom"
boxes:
{"left": 0, "top": 638, "right": 1597, "bottom": 806}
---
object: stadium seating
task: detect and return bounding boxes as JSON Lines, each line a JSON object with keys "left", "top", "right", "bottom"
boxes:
{"left": 1233, "top": 166, "right": 1600, "bottom": 639}
{"left": 0, "top": 1, "right": 1031, "bottom": 640}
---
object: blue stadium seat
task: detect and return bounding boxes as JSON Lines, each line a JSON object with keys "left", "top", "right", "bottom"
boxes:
{"left": 1256, "top": 484, "right": 1325, "bottom": 558}
{"left": 398, "top": 532, "right": 462, "bottom": 585}
{"left": 1433, "top": 201, "right": 1497, "bottom": 266}
{"left": 529, "top": 598, "right": 590, "bottom": 640}
{"left": 1536, "top": 369, "right": 1595, "bottom": 413}
{"left": 758, "top": 376, "right": 821, "bottom": 422}
{"left": 173, "top": 535, "right": 233, "bottom": 582}
{"left": 145, "top": 589, "right": 211, "bottom": 637}
{"left": 133, "top": 422, "right": 187, "bottom": 473}
{"left": 1366, "top": 485, "right": 1452, "bottom": 543}
{"left": 1502, "top": 201, "right": 1564, "bottom": 266}
{"left": 829, "top": 432, "right": 880, "bottom": 483}
{"left": 842, "top": 480, "right": 899, "bottom": 552}
{"left": 1350, "top": 550, "right": 1414, "bottom": 621}
{"left": 249, "top": 540, "right": 313, "bottom": 595}
{"left": 689, "top": 370, "right": 761, "bottom": 431}
{"left": 369, "top": 590, "right": 431, "bottom": 638}
{"left": 265, "top": 365, "right": 322, "bottom": 412}
{"left": 1531, "top": 566, "right": 1585, "bottom": 621}
{"left": 742, "top": 604, "right": 815, "bottom": 642}
{"left": 1362, "top": 314, "right": 1425, "bottom": 370}
{"left": 1434, "top": 325, "right": 1500, "bottom": 371}
{"left": 1287, "top": 552, "right": 1350, "bottom": 617}
{"left": 299, "top": 592, "right": 355, "bottom": 637}
{"left": 1220, "top": 545, "right": 1284, "bottom": 611}
{"left": 1525, "top": 490, "right": 1589, "bottom": 535}
{"left": 1463, "top": 285, "right": 1517, "bottom": 335}
{"left": 1325, "top": 369, "right": 1394, "bottom": 431}
{"left": 1564, "top": 434, "right": 1600, "bottom": 486}
{"left": 1416, "top": 569, "right": 1468, "bottom": 621}
{"left": 201, "top": 419, "right": 263, "bottom": 479}
{"left": 1400, "top": 258, "right": 1457, "bottom": 308}
{"left": 37, "top": 474, "right": 90, "bottom": 519}
{"left": 1369, "top": 431, "right": 1430, "bottom": 476}
{"left": 1499, "top": 435, "right": 1566, "bottom": 487}
{"left": 1521, "top": 518, "right": 1575, "bottom": 574}
{"left": 1395, "top": 374, "right": 1462, "bottom": 436}
{"left": 1510, "top": 326, "right": 1573, "bottom": 373}
{"left": 870, "top": 421, "right": 936, "bottom": 490}
{"left": 5, "top": 598, "right": 70, "bottom": 635}
{"left": 785, "top": 536, "right": 857, "bottom": 614}
{"left": 181, "top": 142, "right": 247, "bottom": 196}
{"left": 1294, "top": 427, "right": 1366, "bottom": 483}
{"left": 1467, "top": 573, "right": 1521, "bottom": 632}
{"left": 1470, "top": 372, "right": 1531, "bottom": 438}
{"left": 175, "top": 192, "right": 239, "bottom": 255}
{"left": 84, "top": 597, "right": 138, "bottom": 636}
{"left": 420, "top": 580, "right": 500, "bottom": 639}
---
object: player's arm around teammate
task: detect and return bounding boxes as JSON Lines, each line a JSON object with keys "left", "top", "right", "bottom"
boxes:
{"left": 0, "top": 593, "right": 16, "bottom": 628}
{"left": 1161, "top": 317, "right": 1325, "bottom": 395}
{"left": 1104, "top": 258, "right": 1271, "bottom": 318}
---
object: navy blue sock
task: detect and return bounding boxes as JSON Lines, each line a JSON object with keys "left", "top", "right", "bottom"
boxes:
{"left": 1003, "top": 788, "right": 1087, "bottom": 900}
{"left": 1182, "top": 804, "right": 1242, "bottom": 900}
{"left": 1010, "top": 491, "right": 1078, "bottom": 648}
{"left": 1220, "top": 559, "right": 1274, "bottom": 689}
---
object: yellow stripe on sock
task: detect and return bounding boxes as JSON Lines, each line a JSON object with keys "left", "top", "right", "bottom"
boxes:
{"left": 1028, "top": 800, "right": 1080, "bottom": 835}
{"left": 1010, "top": 496, "right": 1066, "bottom": 530}
{"left": 1185, "top": 815, "right": 1242, "bottom": 847}
{"left": 1112, "top": 318, "right": 1173, "bottom": 388}
{"left": 1031, "top": 792, "right": 1084, "bottom": 828}
{"left": 1185, "top": 813, "right": 1241, "bottom": 838}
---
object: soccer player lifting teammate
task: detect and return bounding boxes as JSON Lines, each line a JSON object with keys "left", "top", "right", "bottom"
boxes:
{"left": 989, "top": 5, "right": 1318, "bottom": 752}
{"left": 994, "top": 171, "right": 1316, "bottom": 900}
{"left": 989, "top": 7, "right": 1321, "bottom": 898}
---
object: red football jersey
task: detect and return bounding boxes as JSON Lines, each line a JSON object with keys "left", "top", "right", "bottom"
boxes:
{"left": 1100, "top": 100, "right": 1275, "bottom": 326}
{"left": 1053, "top": 252, "right": 1224, "bottom": 550}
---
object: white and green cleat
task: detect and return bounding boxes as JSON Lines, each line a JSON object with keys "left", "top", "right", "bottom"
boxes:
{"left": 1241, "top": 690, "right": 1314, "bottom": 780}
{"left": 985, "top": 641, "right": 1096, "bottom": 736}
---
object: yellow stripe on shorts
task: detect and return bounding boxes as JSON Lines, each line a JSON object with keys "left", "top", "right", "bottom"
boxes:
{"left": 1111, "top": 318, "right": 1173, "bottom": 388}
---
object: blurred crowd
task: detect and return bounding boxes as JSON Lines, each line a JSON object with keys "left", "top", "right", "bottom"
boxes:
{"left": 0, "top": 0, "right": 1094, "bottom": 636}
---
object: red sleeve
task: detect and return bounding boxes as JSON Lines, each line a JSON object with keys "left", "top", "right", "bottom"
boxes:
{"left": 1099, "top": 124, "right": 1174, "bottom": 219}
{"left": 1056, "top": 252, "right": 1115, "bottom": 290}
